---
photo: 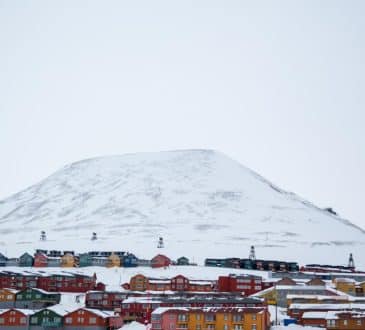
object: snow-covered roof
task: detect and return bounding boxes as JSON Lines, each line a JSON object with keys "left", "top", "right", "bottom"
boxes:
{"left": 302, "top": 311, "right": 327, "bottom": 319}
{"left": 289, "top": 303, "right": 365, "bottom": 310}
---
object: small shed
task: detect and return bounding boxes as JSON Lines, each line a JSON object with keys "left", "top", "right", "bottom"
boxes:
{"left": 79, "top": 253, "right": 93, "bottom": 267}
{"left": 177, "top": 256, "right": 190, "bottom": 265}
{"left": 151, "top": 254, "right": 171, "bottom": 268}
{"left": 106, "top": 253, "right": 121, "bottom": 268}
{"left": 19, "top": 252, "right": 34, "bottom": 267}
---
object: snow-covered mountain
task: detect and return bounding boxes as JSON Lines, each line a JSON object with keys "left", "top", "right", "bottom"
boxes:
{"left": 0, "top": 149, "right": 364, "bottom": 267}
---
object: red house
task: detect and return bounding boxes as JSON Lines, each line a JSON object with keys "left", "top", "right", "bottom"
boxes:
{"left": 34, "top": 253, "right": 48, "bottom": 267}
{"left": 37, "top": 273, "right": 98, "bottom": 293}
{"left": 218, "top": 274, "right": 272, "bottom": 295}
{"left": 151, "top": 254, "right": 171, "bottom": 268}
{"left": 85, "top": 291, "right": 128, "bottom": 310}
{"left": 0, "top": 308, "right": 33, "bottom": 327}
{"left": 64, "top": 308, "right": 123, "bottom": 329}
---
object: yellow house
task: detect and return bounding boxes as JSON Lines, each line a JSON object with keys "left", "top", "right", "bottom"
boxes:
{"left": 333, "top": 278, "right": 356, "bottom": 295}
{"left": 106, "top": 252, "right": 121, "bottom": 268}
{"left": 156, "top": 307, "right": 270, "bottom": 330}
{"left": 252, "top": 287, "right": 277, "bottom": 305}
{"left": 61, "top": 253, "right": 75, "bottom": 267}
{"left": 0, "top": 288, "right": 18, "bottom": 307}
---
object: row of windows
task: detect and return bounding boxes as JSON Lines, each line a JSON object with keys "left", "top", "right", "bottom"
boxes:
{"left": 176, "top": 314, "right": 256, "bottom": 322}
{"left": 327, "top": 319, "right": 363, "bottom": 326}
{"left": 160, "top": 324, "right": 256, "bottom": 330}
{"left": 0, "top": 317, "right": 27, "bottom": 324}
{"left": 64, "top": 317, "right": 97, "bottom": 324}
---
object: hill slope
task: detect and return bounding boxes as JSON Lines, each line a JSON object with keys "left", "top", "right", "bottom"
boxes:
{"left": 0, "top": 150, "right": 364, "bottom": 266}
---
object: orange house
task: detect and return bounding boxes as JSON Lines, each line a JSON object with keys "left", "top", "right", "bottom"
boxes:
{"left": 61, "top": 253, "right": 76, "bottom": 267}
{"left": 64, "top": 308, "right": 123, "bottom": 329}
{"left": 0, "top": 288, "right": 18, "bottom": 308}
{"left": 151, "top": 307, "right": 270, "bottom": 330}
{"left": 130, "top": 274, "right": 149, "bottom": 291}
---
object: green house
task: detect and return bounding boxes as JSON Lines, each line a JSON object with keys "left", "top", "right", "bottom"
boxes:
{"left": 15, "top": 288, "right": 61, "bottom": 309}
{"left": 79, "top": 253, "right": 93, "bottom": 267}
{"left": 30, "top": 307, "right": 66, "bottom": 328}
{"left": 19, "top": 252, "right": 34, "bottom": 267}
{"left": 177, "top": 256, "right": 190, "bottom": 265}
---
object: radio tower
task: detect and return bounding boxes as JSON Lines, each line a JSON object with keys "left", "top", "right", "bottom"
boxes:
{"left": 348, "top": 253, "right": 355, "bottom": 268}
{"left": 249, "top": 245, "right": 256, "bottom": 261}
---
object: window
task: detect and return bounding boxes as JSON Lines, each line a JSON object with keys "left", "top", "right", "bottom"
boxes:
{"left": 224, "top": 314, "right": 228, "bottom": 321}
{"left": 31, "top": 317, "right": 38, "bottom": 324}
{"left": 357, "top": 319, "right": 362, "bottom": 325}
{"left": 7, "top": 295, "right": 12, "bottom": 300}
{"left": 224, "top": 325, "right": 228, "bottom": 330}
{"left": 0, "top": 318, "right": 4, "bottom": 324}
{"left": 77, "top": 317, "right": 84, "bottom": 323}
{"left": 234, "top": 326, "right": 243, "bottom": 330}
{"left": 89, "top": 317, "right": 96, "bottom": 324}
{"left": 207, "top": 325, "right": 215, "bottom": 330}
{"left": 178, "top": 314, "right": 188, "bottom": 322}
{"left": 179, "top": 324, "right": 188, "bottom": 329}
{"left": 205, "top": 314, "right": 215, "bottom": 322}
{"left": 233, "top": 314, "right": 242, "bottom": 322}
{"left": 196, "top": 314, "right": 201, "bottom": 320}
{"left": 65, "top": 317, "right": 72, "bottom": 324}
{"left": 251, "top": 325, "right": 256, "bottom": 330}
{"left": 35, "top": 294, "right": 41, "bottom": 299}
{"left": 20, "top": 317, "right": 26, "bottom": 324}
{"left": 196, "top": 325, "right": 201, "bottom": 330}
{"left": 327, "top": 320, "right": 336, "bottom": 327}
{"left": 252, "top": 314, "right": 256, "bottom": 321}
{"left": 343, "top": 320, "right": 348, "bottom": 326}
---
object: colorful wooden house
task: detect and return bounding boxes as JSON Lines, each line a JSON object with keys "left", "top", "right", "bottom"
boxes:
{"left": 122, "top": 253, "right": 138, "bottom": 267}
{"left": 177, "top": 256, "right": 189, "bottom": 265}
{"left": 0, "top": 288, "right": 18, "bottom": 308}
{"left": 34, "top": 252, "right": 48, "bottom": 267}
{"left": 151, "top": 254, "right": 171, "bottom": 268}
{"left": 333, "top": 278, "right": 356, "bottom": 295}
{"left": 63, "top": 308, "right": 123, "bottom": 329}
{"left": 130, "top": 274, "right": 149, "bottom": 291}
{"left": 29, "top": 306, "right": 70, "bottom": 328}
{"left": 79, "top": 253, "right": 93, "bottom": 267}
{"left": 37, "top": 272, "right": 97, "bottom": 293}
{"left": 85, "top": 291, "right": 128, "bottom": 310}
{"left": 151, "top": 306, "right": 271, "bottom": 330}
{"left": 61, "top": 253, "right": 75, "bottom": 267}
{"left": 19, "top": 252, "right": 34, "bottom": 267}
{"left": 0, "top": 309, "right": 33, "bottom": 329}
{"left": 15, "top": 288, "right": 61, "bottom": 309}
{"left": 106, "top": 253, "right": 121, "bottom": 268}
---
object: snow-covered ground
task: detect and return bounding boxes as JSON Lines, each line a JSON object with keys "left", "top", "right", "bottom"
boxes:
{"left": 0, "top": 150, "right": 364, "bottom": 267}
{"left": 0, "top": 265, "right": 271, "bottom": 291}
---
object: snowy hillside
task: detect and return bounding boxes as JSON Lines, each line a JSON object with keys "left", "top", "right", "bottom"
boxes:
{"left": 0, "top": 149, "right": 364, "bottom": 266}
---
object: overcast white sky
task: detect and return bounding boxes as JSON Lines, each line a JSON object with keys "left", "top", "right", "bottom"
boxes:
{"left": 1, "top": 1, "right": 364, "bottom": 228}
